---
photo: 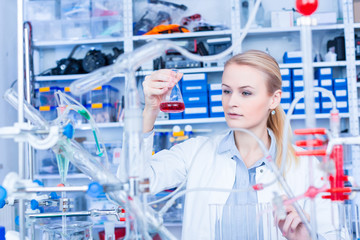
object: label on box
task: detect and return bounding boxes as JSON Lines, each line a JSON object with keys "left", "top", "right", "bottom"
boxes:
{"left": 282, "top": 92, "right": 291, "bottom": 99}
{"left": 337, "top": 101, "right": 348, "bottom": 108}
{"left": 282, "top": 81, "right": 290, "bottom": 87}
{"left": 189, "top": 97, "right": 200, "bottom": 101}
{"left": 288, "top": 51, "right": 302, "bottom": 58}
{"left": 210, "top": 84, "right": 222, "bottom": 91}
{"left": 294, "top": 81, "right": 304, "bottom": 87}
{"left": 185, "top": 86, "right": 202, "bottom": 90}
{"left": 320, "top": 68, "right": 332, "bottom": 75}
{"left": 39, "top": 87, "right": 50, "bottom": 92}
{"left": 183, "top": 73, "right": 206, "bottom": 81}
{"left": 323, "top": 102, "right": 332, "bottom": 108}
{"left": 321, "top": 79, "right": 332, "bottom": 86}
{"left": 293, "top": 69, "right": 303, "bottom": 75}
{"left": 281, "top": 103, "right": 290, "bottom": 109}
{"left": 211, "top": 106, "right": 224, "bottom": 113}
{"left": 335, "top": 90, "right": 347, "bottom": 97}
{"left": 294, "top": 92, "right": 302, "bottom": 97}
{"left": 211, "top": 95, "right": 222, "bottom": 102}
{"left": 207, "top": 37, "right": 231, "bottom": 43}
{"left": 334, "top": 78, "right": 346, "bottom": 84}
{"left": 295, "top": 103, "right": 305, "bottom": 109}
{"left": 185, "top": 107, "right": 207, "bottom": 114}
{"left": 280, "top": 69, "right": 290, "bottom": 75}
{"left": 313, "top": 80, "right": 319, "bottom": 86}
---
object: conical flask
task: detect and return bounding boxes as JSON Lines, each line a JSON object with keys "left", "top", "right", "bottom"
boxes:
{"left": 159, "top": 82, "right": 185, "bottom": 113}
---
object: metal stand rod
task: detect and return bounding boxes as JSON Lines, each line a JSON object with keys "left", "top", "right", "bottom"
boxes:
{"left": 17, "top": 0, "right": 26, "bottom": 238}
{"left": 27, "top": 209, "right": 120, "bottom": 218}
{"left": 300, "top": 16, "right": 318, "bottom": 240}
{"left": 24, "top": 26, "right": 34, "bottom": 182}
{"left": 20, "top": 185, "right": 89, "bottom": 193}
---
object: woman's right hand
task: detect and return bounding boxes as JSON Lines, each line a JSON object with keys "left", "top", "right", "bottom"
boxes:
{"left": 142, "top": 69, "right": 183, "bottom": 113}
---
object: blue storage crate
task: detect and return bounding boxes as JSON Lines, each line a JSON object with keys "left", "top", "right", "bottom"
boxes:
{"left": 183, "top": 93, "right": 208, "bottom": 106}
{"left": 182, "top": 73, "right": 207, "bottom": 83}
{"left": 281, "top": 91, "right": 292, "bottom": 103}
{"left": 315, "top": 67, "right": 333, "bottom": 79}
{"left": 84, "top": 85, "right": 119, "bottom": 105}
{"left": 169, "top": 112, "right": 183, "bottom": 120}
{"left": 292, "top": 69, "right": 303, "bottom": 80}
{"left": 319, "top": 79, "right": 333, "bottom": 91}
{"left": 182, "top": 81, "right": 207, "bottom": 94}
{"left": 209, "top": 93, "right": 222, "bottom": 105}
{"left": 281, "top": 103, "right": 290, "bottom": 113}
{"left": 334, "top": 78, "right": 347, "bottom": 89}
{"left": 183, "top": 106, "right": 209, "bottom": 119}
{"left": 283, "top": 51, "right": 302, "bottom": 63}
{"left": 35, "top": 86, "right": 61, "bottom": 107}
{"left": 321, "top": 95, "right": 332, "bottom": 113}
{"left": 208, "top": 83, "right": 222, "bottom": 94}
{"left": 210, "top": 105, "right": 224, "bottom": 118}
{"left": 61, "top": 86, "right": 82, "bottom": 103}
{"left": 334, "top": 89, "right": 348, "bottom": 101}
{"left": 336, "top": 100, "right": 349, "bottom": 113}
{"left": 280, "top": 68, "right": 291, "bottom": 80}
{"left": 85, "top": 103, "right": 115, "bottom": 123}
{"left": 38, "top": 106, "right": 57, "bottom": 121}
{"left": 282, "top": 79, "right": 291, "bottom": 89}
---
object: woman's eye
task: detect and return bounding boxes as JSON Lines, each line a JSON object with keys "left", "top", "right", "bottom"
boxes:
{"left": 242, "top": 91, "right": 252, "bottom": 96}
{"left": 222, "top": 89, "right": 231, "bottom": 94}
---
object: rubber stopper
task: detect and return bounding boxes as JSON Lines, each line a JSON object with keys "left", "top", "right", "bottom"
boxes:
{"left": 0, "top": 186, "right": 7, "bottom": 202}
{"left": 87, "top": 182, "right": 104, "bottom": 198}
{"left": 63, "top": 123, "right": 74, "bottom": 139}
{"left": 30, "top": 200, "right": 39, "bottom": 210}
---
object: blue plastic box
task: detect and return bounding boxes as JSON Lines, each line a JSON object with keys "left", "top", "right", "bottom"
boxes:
{"left": 210, "top": 105, "right": 224, "bottom": 118}
{"left": 320, "top": 79, "right": 333, "bottom": 91}
{"left": 209, "top": 93, "right": 222, "bottom": 105}
{"left": 292, "top": 69, "right": 303, "bottom": 80}
{"left": 61, "top": 86, "right": 81, "bottom": 103}
{"left": 283, "top": 51, "right": 302, "bottom": 63}
{"left": 35, "top": 86, "right": 61, "bottom": 107}
{"left": 334, "top": 89, "right": 348, "bottom": 101}
{"left": 336, "top": 100, "right": 349, "bottom": 113}
{"left": 182, "top": 73, "right": 207, "bottom": 83}
{"left": 86, "top": 103, "right": 115, "bottom": 123}
{"left": 315, "top": 67, "right": 333, "bottom": 80}
{"left": 183, "top": 93, "right": 208, "bottom": 106}
{"left": 281, "top": 91, "right": 292, "bottom": 103}
{"left": 38, "top": 106, "right": 57, "bottom": 121}
{"left": 208, "top": 83, "right": 222, "bottom": 94}
{"left": 183, "top": 106, "right": 209, "bottom": 119}
{"left": 182, "top": 81, "right": 207, "bottom": 94}
{"left": 169, "top": 112, "right": 183, "bottom": 120}
{"left": 280, "top": 68, "right": 291, "bottom": 80}
{"left": 84, "top": 85, "right": 119, "bottom": 104}
{"left": 334, "top": 78, "right": 347, "bottom": 89}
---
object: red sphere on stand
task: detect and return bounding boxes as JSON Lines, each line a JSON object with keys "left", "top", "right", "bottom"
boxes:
{"left": 296, "top": 0, "right": 318, "bottom": 16}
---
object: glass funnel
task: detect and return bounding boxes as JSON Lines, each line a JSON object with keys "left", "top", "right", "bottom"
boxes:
{"left": 159, "top": 82, "right": 185, "bottom": 113}
{"left": 42, "top": 221, "right": 93, "bottom": 240}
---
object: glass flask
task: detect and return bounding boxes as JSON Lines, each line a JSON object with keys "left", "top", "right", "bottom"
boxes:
{"left": 159, "top": 82, "right": 185, "bottom": 113}
{"left": 42, "top": 221, "right": 93, "bottom": 240}
{"left": 209, "top": 203, "right": 281, "bottom": 240}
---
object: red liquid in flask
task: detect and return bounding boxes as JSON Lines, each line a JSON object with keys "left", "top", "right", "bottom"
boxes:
{"left": 160, "top": 101, "right": 185, "bottom": 113}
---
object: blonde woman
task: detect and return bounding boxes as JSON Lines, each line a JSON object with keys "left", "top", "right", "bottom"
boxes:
{"left": 142, "top": 50, "right": 337, "bottom": 239}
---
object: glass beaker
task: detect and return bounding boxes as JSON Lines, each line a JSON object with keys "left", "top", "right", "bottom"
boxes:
{"left": 42, "top": 221, "right": 93, "bottom": 240}
{"left": 159, "top": 82, "right": 185, "bottom": 113}
{"left": 209, "top": 203, "right": 281, "bottom": 240}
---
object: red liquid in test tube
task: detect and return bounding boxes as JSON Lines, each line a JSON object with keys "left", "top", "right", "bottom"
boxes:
{"left": 160, "top": 101, "right": 185, "bottom": 113}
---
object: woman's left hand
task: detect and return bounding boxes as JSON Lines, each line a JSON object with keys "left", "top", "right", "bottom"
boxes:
{"left": 277, "top": 201, "right": 311, "bottom": 240}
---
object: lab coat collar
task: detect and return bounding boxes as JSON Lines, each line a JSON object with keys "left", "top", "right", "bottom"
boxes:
{"left": 217, "top": 128, "right": 277, "bottom": 169}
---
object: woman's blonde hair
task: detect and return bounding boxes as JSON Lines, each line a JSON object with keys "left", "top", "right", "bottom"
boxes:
{"left": 224, "top": 50, "right": 298, "bottom": 168}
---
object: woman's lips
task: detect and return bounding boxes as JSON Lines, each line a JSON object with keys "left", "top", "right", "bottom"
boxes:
{"left": 227, "top": 113, "right": 243, "bottom": 118}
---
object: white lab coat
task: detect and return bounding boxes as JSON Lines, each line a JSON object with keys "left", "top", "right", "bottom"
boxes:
{"left": 143, "top": 131, "right": 341, "bottom": 240}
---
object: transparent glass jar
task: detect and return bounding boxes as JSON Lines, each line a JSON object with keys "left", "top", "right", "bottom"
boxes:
{"left": 42, "top": 221, "right": 93, "bottom": 240}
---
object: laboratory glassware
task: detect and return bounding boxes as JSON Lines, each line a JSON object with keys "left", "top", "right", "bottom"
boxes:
{"left": 209, "top": 203, "right": 280, "bottom": 240}
{"left": 159, "top": 82, "right": 185, "bottom": 113}
{"left": 42, "top": 221, "right": 93, "bottom": 240}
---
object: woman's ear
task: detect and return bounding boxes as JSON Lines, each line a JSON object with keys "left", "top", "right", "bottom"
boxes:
{"left": 269, "top": 89, "right": 282, "bottom": 109}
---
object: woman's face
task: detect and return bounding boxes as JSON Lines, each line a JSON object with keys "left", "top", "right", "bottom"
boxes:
{"left": 221, "top": 64, "right": 280, "bottom": 131}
